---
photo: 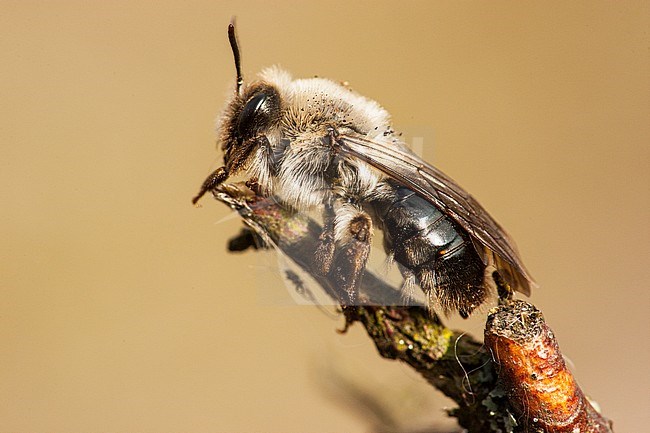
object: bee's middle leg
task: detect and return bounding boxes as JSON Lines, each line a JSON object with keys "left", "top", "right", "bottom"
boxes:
{"left": 314, "top": 200, "right": 336, "bottom": 275}
{"left": 329, "top": 210, "right": 373, "bottom": 305}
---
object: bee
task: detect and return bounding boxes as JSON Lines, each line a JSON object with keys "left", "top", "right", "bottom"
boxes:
{"left": 194, "top": 23, "right": 536, "bottom": 317}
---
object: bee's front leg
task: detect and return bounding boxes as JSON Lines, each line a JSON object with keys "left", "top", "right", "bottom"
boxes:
{"left": 192, "top": 166, "right": 229, "bottom": 205}
{"left": 329, "top": 210, "right": 373, "bottom": 305}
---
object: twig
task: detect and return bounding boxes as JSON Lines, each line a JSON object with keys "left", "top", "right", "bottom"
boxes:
{"left": 210, "top": 183, "right": 613, "bottom": 432}
{"left": 485, "top": 300, "right": 613, "bottom": 432}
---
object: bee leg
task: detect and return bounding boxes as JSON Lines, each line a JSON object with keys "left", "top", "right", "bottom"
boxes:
{"left": 493, "top": 270, "right": 514, "bottom": 301}
{"left": 329, "top": 212, "right": 373, "bottom": 305}
{"left": 314, "top": 200, "right": 336, "bottom": 275}
{"left": 227, "top": 228, "right": 266, "bottom": 252}
{"left": 192, "top": 166, "right": 229, "bottom": 205}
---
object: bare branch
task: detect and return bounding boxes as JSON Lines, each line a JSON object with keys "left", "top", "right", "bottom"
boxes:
{"left": 485, "top": 300, "right": 613, "bottom": 432}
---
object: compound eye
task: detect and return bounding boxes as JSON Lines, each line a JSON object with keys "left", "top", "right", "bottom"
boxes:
{"left": 237, "top": 92, "right": 273, "bottom": 137}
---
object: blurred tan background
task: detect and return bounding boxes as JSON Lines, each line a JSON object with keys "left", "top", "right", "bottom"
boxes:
{"left": 1, "top": 1, "right": 648, "bottom": 432}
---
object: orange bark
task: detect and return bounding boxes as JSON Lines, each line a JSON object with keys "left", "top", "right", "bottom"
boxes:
{"left": 485, "top": 301, "right": 613, "bottom": 432}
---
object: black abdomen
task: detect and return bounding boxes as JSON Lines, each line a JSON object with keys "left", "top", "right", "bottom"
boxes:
{"left": 374, "top": 185, "right": 487, "bottom": 317}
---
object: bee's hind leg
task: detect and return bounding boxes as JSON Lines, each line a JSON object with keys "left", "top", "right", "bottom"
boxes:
{"left": 329, "top": 210, "right": 373, "bottom": 306}
{"left": 493, "top": 270, "right": 514, "bottom": 302}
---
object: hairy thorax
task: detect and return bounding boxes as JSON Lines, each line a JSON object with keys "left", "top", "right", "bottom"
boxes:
{"left": 246, "top": 67, "right": 394, "bottom": 211}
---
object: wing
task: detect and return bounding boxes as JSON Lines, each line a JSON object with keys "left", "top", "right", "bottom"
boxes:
{"left": 337, "top": 134, "right": 536, "bottom": 295}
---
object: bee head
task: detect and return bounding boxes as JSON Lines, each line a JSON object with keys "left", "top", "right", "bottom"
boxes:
{"left": 220, "top": 82, "right": 281, "bottom": 174}
{"left": 219, "top": 22, "right": 281, "bottom": 175}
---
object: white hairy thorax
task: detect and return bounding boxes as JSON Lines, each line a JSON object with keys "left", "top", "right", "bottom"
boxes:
{"left": 229, "top": 67, "right": 399, "bottom": 223}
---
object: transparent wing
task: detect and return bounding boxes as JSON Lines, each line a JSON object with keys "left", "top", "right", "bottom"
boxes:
{"left": 337, "top": 134, "right": 536, "bottom": 295}
{"left": 214, "top": 183, "right": 419, "bottom": 305}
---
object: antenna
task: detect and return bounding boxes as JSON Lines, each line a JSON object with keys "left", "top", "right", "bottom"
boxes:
{"left": 228, "top": 19, "right": 243, "bottom": 94}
